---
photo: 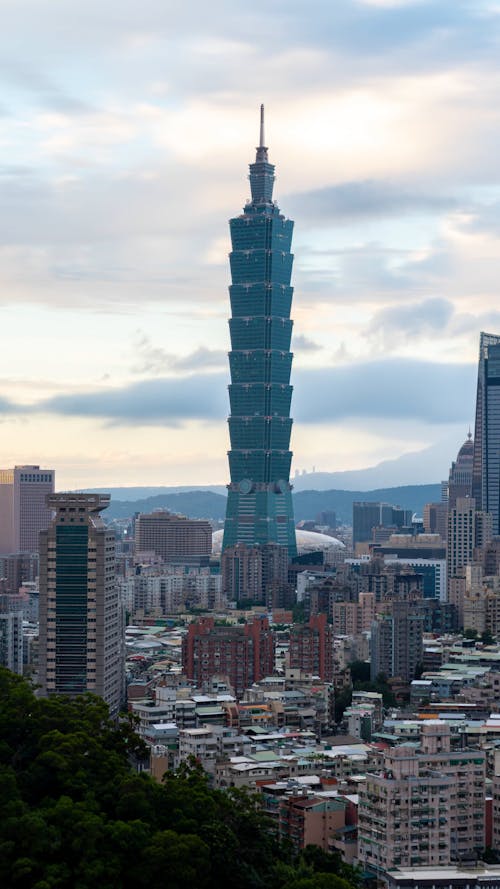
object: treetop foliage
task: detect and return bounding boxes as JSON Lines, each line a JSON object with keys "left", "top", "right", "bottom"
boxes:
{"left": 0, "top": 668, "right": 360, "bottom": 889}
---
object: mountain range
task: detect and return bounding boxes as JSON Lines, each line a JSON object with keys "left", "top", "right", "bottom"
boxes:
{"left": 91, "top": 484, "right": 441, "bottom": 525}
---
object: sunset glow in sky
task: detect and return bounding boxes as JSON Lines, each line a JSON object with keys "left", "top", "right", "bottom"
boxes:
{"left": 1, "top": 0, "right": 500, "bottom": 487}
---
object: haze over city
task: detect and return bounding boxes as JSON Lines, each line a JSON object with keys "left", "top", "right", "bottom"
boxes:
{"left": 1, "top": 0, "right": 500, "bottom": 487}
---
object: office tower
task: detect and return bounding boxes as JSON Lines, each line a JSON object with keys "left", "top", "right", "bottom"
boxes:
{"left": 38, "top": 493, "right": 123, "bottom": 717}
{"left": 473, "top": 332, "right": 500, "bottom": 532}
{"left": 352, "top": 502, "right": 412, "bottom": 546}
{"left": 0, "top": 465, "right": 54, "bottom": 554}
{"left": 222, "top": 106, "right": 297, "bottom": 557}
{"left": 134, "top": 510, "right": 212, "bottom": 564}
{"left": 182, "top": 615, "right": 275, "bottom": 696}
{"left": 447, "top": 433, "right": 473, "bottom": 508}
{"left": 316, "top": 510, "right": 336, "bottom": 529}
{"left": 289, "top": 614, "right": 334, "bottom": 681}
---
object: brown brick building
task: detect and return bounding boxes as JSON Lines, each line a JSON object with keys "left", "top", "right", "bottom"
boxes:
{"left": 182, "top": 616, "right": 275, "bottom": 696}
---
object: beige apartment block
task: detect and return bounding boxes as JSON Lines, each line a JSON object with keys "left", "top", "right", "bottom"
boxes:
{"left": 359, "top": 746, "right": 453, "bottom": 873}
{"left": 359, "top": 722, "right": 485, "bottom": 874}
{"left": 135, "top": 510, "right": 212, "bottom": 563}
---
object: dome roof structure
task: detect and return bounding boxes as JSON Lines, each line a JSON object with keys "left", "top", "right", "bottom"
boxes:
{"left": 456, "top": 434, "right": 474, "bottom": 461}
{"left": 212, "top": 528, "right": 344, "bottom": 556}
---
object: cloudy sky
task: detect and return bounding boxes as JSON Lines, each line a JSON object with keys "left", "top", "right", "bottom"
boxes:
{"left": 1, "top": 0, "right": 499, "bottom": 488}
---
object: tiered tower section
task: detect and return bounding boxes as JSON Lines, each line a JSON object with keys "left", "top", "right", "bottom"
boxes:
{"left": 222, "top": 107, "right": 297, "bottom": 557}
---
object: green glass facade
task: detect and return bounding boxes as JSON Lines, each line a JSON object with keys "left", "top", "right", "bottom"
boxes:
{"left": 55, "top": 525, "right": 89, "bottom": 694}
{"left": 223, "top": 111, "right": 297, "bottom": 557}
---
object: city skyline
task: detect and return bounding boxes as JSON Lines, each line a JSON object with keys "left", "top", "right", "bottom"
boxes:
{"left": 1, "top": 1, "right": 500, "bottom": 487}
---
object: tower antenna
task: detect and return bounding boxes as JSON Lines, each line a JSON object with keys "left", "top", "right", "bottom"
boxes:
{"left": 256, "top": 104, "right": 268, "bottom": 162}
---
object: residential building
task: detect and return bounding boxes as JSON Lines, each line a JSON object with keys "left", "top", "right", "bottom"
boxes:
{"left": 359, "top": 722, "right": 485, "bottom": 873}
{"left": 0, "top": 465, "right": 54, "bottom": 554}
{"left": 0, "top": 594, "right": 23, "bottom": 674}
{"left": 423, "top": 502, "right": 448, "bottom": 540}
{"left": 38, "top": 493, "right": 124, "bottom": 716}
{"left": 0, "top": 552, "right": 39, "bottom": 595}
{"left": 359, "top": 746, "right": 453, "bottom": 873}
{"left": 221, "top": 543, "right": 263, "bottom": 602}
{"left": 447, "top": 497, "right": 492, "bottom": 623}
{"left": 182, "top": 615, "right": 275, "bottom": 696}
{"left": 370, "top": 598, "right": 424, "bottom": 682}
{"left": 289, "top": 614, "right": 334, "bottom": 681}
{"left": 222, "top": 106, "right": 297, "bottom": 557}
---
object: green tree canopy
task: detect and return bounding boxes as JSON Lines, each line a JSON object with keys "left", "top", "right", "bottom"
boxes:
{"left": 0, "top": 669, "right": 360, "bottom": 889}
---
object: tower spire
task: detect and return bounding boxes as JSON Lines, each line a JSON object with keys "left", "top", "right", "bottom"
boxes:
{"left": 255, "top": 103, "right": 268, "bottom": 163}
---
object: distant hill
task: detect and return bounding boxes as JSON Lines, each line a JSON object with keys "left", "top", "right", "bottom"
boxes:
{"left": 103, "top": 490, "right": 227, "bottom": 521}
{"left": 100, "top": 484, "right": 442, "bottom": 524}
{"left": 293, "top": 484, "right": 441, "bottom": 524}
{"left": 84, "top": 485, "right": 226, "bottom": 501}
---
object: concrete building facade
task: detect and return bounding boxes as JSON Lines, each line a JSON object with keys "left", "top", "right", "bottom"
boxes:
{"left": 38, "top": 493, "right": 124, "bottom": 716}
{"left": 0, "top": 465, "right": 54, "bottom": 555}
{"left": 135, "top": 510, "right": 212, "bottom": 564}
{"left": 182, "top": 615, "right": 275, "bottom": 696}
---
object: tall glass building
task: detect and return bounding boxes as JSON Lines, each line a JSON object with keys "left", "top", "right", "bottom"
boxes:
{"left": 472, "top": 331, "right": 500, "bottom": 533}
{"left": 222, "top": 107, "right": 297, "bottom": 557}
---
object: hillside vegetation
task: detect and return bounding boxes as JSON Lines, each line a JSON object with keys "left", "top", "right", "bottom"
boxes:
{"left": 0, "top": 669, "right": 360, "bottom": 889}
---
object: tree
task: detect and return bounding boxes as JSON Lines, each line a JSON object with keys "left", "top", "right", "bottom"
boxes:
{"left": 348, "top": 661, "right": 370, "bottom": 683}
{"left": 0, "top": 669, "right": 361, "bottom": 889}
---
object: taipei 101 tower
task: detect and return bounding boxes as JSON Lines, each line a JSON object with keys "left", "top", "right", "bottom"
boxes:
{"left": 222, "top": 106, "right": 297, "bottom": 558}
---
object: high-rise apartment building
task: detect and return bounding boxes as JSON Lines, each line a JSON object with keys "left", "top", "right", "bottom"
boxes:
{"left": 0, "top": 552, "right": 39, "bottom": 595}
{"left": 473, "top": 332, "right": 500, "bottom": 533}
{"left": 38, "top": 493, "right": 124, "bottom": 717}
{"left": 289, "top": 614, "right": 334, "bottom": 681}
{"left": 0, "top": 594, "right": 23, "bottom": 675}
{"left": 447, "top": 496, "right": 492, "bottom": 623}
{"left": 221, "top": 543, "right": 263, "bottom": 602}
{"left": 221, "top": 541, "right": 289, "bottom": 603}
{"left": 222, "top": 107, "right": 297, "bottom": 557}
{"left": 182, "top": 615, "right": 275, "bottom": 696}
{"left": 0, "top": 465, "right": 54, "bottom": 554}
{"left": 423, "top": 502, "right": 448, "bottom": 539}
{"left": 359, "top": 722, "right": 485, "bottom": 874}
{"left": 370, "top": 598, "right": 424, "bottom": 682}
{"left": 135, "top": 510, "right": 212, "bottom": 564}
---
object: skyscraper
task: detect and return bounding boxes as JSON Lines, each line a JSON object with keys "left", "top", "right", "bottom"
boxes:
{"left": 447, "top": 432, "right": 474, "bottom": 508}
{"left": 472, "top": 331, "right": 500, "bottom": 533}
{"left": 352, "top": 501, "right": 412, "bottom": 546}
{"left": 38, "top": 493, "right": 124, "bottom": 716}
{"left": 0, "top": 465, "right": 54, "bottom": 555}
{"left": 222, "top": 107, "right": 297, "bottom": 557}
